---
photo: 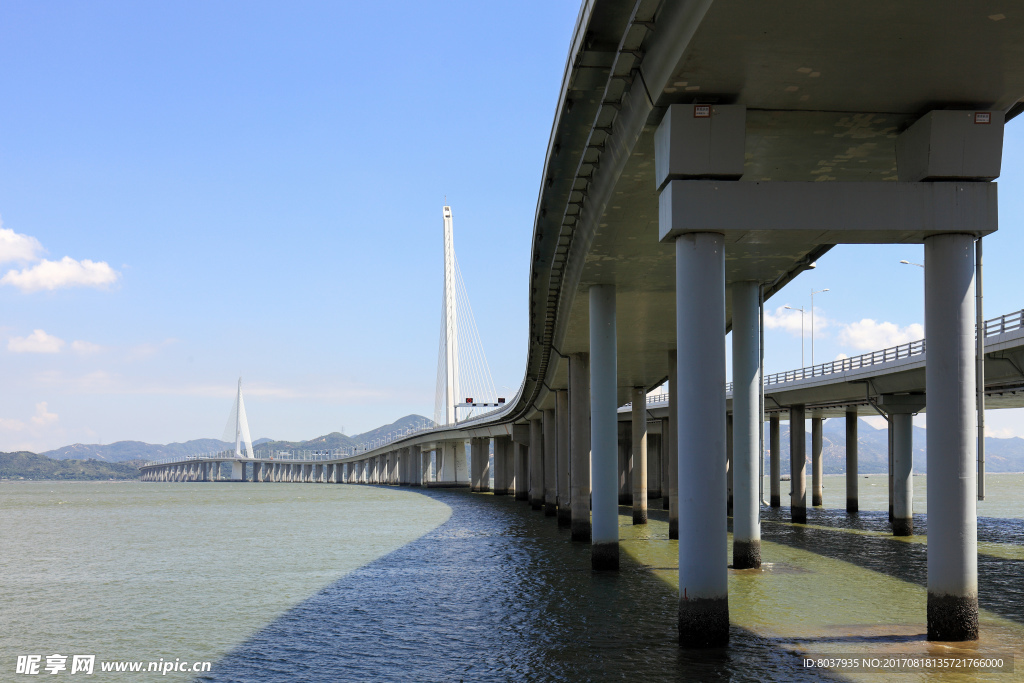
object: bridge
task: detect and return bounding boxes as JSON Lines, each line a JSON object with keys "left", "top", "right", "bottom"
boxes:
{"left": 141, "top": 0, "right": 1024, "bottom": 648}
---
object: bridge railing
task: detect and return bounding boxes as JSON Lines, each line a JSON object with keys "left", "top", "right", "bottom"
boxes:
{"left": 719, "top": 308, "right": 1024, "bottom": 393}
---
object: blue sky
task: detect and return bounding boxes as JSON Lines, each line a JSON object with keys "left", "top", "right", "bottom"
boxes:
{"left": 1, "top": 1, "right": 1022, "bottom": 451}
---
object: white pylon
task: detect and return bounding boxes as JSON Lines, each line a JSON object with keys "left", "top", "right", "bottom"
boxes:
{"left": 223, "top": 377, "right": 255, "bottom": 458}
{"left": 443, "top": 205, "right": 459, "bottom": 425}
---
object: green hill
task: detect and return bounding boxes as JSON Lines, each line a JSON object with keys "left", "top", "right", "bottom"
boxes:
{"left": 0, "top": 452, "right": 143, "bottom": 480}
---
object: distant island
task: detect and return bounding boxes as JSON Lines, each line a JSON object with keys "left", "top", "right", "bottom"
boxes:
{"left": 3, "top": 415, "right": 1023, "bottom": 481}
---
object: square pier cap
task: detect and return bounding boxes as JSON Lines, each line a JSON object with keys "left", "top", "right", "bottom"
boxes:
{"left": 896, "top": 110, "right": 1004, "bottom": 182}
{"left": 654, "top": 104, "right": 746, "bottom": 191}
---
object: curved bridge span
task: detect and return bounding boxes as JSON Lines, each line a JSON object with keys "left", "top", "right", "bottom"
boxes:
{"left": 144, "top": 1, "right": 1024, "bottom": 647}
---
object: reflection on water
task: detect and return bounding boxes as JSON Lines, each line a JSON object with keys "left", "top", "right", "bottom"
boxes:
{"left": 3, "top": 476, "right": 1021, "bottom": 682}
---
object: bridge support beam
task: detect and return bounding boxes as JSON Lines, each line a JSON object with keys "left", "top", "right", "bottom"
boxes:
{"left": 770, "top": 415, "right": 781, "bottom": 507}
{"left": 470, "top": 438, "right": 483, "bottom": 492}
{"left": 492, "top": 437, "right": 508, "bottom": 494}
{"left": 673, "top": 232, "right": 729, "bottom": 647}
{"left": 812, "top": 416, "right": 824, "bottom": 507}
{"left": 618, "top": 423, "right": 631, "bottom": 506}
{"left": 790, "top": 405, "right": 807, "bottom": 524}
{"left": 529, "top": 419, "right": 544, "bottom": 509}
{"left": 556, "top": 390, "right": 570, "bottom": 527}
{"left": 569, "top": 352, "right": 591, "bottom": 542}
{"left": 925, "top": 232, "right": 979, "bottom": 641}
{"left": 846, "top": 409, "right": 859, "bottom": 513}
{"left": 648, "top": 431, "right": 661, "bottom": 500}
{"left": 631, "top": 386, "right": 647, "bottom": 524}
{"left": 732, "top": 280, "right": 761, "bottom": 568}
{"left": 590, "top": 284, "right": 618, "bottom": 570}
{"left": 891, "top": 412, "right": 915, "bottom": 536}
{"left": 726, "top": 414, "right": 733, "bottom": 514}
{"left": 543, "top": 410, "right": 557, "bottom": 515}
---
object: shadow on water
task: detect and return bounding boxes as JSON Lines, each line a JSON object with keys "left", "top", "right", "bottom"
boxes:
{"left": 759, "top": 506, "right": 1024, "bottom": 626}
{"left": 200, "top": 489, "right": 842, "bottom": 682}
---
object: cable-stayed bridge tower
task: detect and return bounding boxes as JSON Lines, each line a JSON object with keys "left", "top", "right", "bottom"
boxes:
{"left": 223, "top": 377, "right": 255, "bottom": 459}
{"left": 434, "top": 205, "right": 498, "bottom": 426}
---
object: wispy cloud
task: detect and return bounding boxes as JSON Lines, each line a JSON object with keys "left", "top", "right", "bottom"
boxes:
{"left": 71, "top": 340, "right": 104, "bottom": 354}
{"left": 8, "top": 329, "right": 65, "bottom": 353}
{"left": 2, "top": 256, "right": 119, "bottom": 293}
{"left": 764, "top": 305, "right": 831, "bottom": 336}
{"left": 837, "top": 319, "right": 923, "bottom": 351}
{"left": 0, "top": 224, "right": 45, "bottom": 263}
{"left": 0, "top": 216, "right": 120, "bottom": 293}
{"left": 30, "top": 401, "right": 58, "bottom": 426}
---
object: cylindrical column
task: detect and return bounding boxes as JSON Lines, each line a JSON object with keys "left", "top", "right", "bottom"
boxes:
{"left": 492, "top": 437, "right": 506, "bottom": 494}
{"left": 846, "top": 409, "right": 858, "bottom": 513}
{"left": 618, "top": 423, "right": 631, "bottom": 505}
{"left": 556, "top": 390, "right": 570, "bottom": 527}
{"left": 811, "top": 416, "right": 824, "bottom": 507}
{"left": 925, "top": 232, "right": 978, "bottom": 641}
{"left": 668, "top": 351, "right": 679, "bottom": 536}
{"left": 569, "top": 353, "right": 591, "bottom": 542}
{"left": 770, "top": 415, "right": 781, "bottom": 507}
{"left": 726, "top": 413, "right": 733, "bottom": 514}
{"left": 631, "top": 386, "right": 648, "bottom": 525}
{"left": 732, "top": 280, "right": 761, "bottom": 569}
{"left": 790, "top": 404, "right": 807, "bottom": 524}
{"left": 892, "top": 412, "right": 914, "bottom": 536}
{"left": 470, "top": 438, "right": 482, "bottom": 492}
{"left": 529, "top": 418, "right": 544, "bottom": 510}
{"left": 543, "top": 408, "right": 557, "bottom": 516}
{"left": 662, "top": 417, "right": 670, "bottom": 510}
{"left": 590, "top": 284, "right": 618, "bottom": 570}
{"left": 648, "top": 432, "right": 662, "bottom": 500}
{"left": 481, "top": 439, "right": 490, "bottom": 492}
{"left": 515, "top": 440, "right": 529, "bottom": 501}
{"left": 675, "top": 232, "right": 728, "bottom": 647}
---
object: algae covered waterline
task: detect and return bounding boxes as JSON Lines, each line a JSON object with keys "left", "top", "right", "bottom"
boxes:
{"left": 1, "top": 476, "right": 1021, "bottom": 681}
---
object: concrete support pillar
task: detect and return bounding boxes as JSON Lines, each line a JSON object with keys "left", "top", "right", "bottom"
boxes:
{"left": 925, "top": 232, "right": 979, "bottom": 641}
{"left": 732, "top": 279, "right": 761, "bottom": 569}
{"left": 492, "top": 437, "right": 508, "bottom": 494}
{"left": 543, "top": 409, "right": 558, "bottom": 516}
{"left": 668, "top": 351, "right": 679, "bottom": 537}
{"left": 515, "top": 440, "right": 529, "bottom": 501}
{"left": 410, "top": 446, "right": 421, "bottom": 487}
{"left": 631, "top": 386, "right": 648, "bottom": 525}
{"left": 661, "top": 418, "right": 670, "bottom": 510}
{"left": 618, "top": 423, "right": 631, "bottom": 506}
{"left": 470, "top": 438, "right": 483, "bottom": 492}
{"left": 648, "top": 432, "right": 662, "bottom": 500}
{"left": 846, "top": 409, "right": 859, "bottom": 513}
{"left": 790, "top": 405, "right": 807, "bottom": 524}
{"left": 556, "top": 390, "right": 570, "bottom": 527}
{"left": 770, "top": 415, "right": 781, "bottom": 507}
{"left": 529, "top": 419, "right": 544, "bottom": 510}
{"left": 726, "top": 413, "right": 733, "bottom": 514}
{"left": 892, "top": 412, "right": 914, "bottom": 536}
{"left": 590, "top": 284, "right": 618, "bottom": 570}
{"left": 811, "top": 416, "right": 824, "bottom": 506}
{"left": 674, "top": 231, "right": 729, "bottom": 647}
{"left": 569, "top": 352, "right": 591, "bottom": 542}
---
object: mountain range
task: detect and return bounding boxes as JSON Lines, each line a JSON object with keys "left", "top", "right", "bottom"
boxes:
{"left": 40, "top": 414, "right": 433, "bottom": 463}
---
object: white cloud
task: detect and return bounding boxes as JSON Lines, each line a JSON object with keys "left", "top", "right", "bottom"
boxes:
{"left": 764, "top": 306, "right": 806, "bottom": 335}
{"left": 30, "top": 401, "right": 58, "bottom": 426}
{"left": 0, "top": 417, "right": 27, "bottom": 431}
{"left": 837, "top": 319, "right": 923, "bottom": 351}
{"left": 71, "top": 340, "right": 104, "bottom": 354}
{"left": 0, "top": 224, "right": 45, "bottom": 264}
{"left": 1, "top": 256, "right": 119, "bottom": 293}
{"left": 8, "top": 329, "right": 65, "bottom": 353}
{"left": 834, "top": 353, "right": 848, "bottom": 361}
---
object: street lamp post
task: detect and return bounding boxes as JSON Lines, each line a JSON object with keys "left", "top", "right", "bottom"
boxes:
{"left": 810, "top": 288, "right": 830, "bottom": 365}
{"left": 784, "top": 305, "right": 805, "bottom": 367}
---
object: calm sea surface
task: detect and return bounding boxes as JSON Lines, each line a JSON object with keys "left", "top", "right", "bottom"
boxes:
{"left": 1, "top": 475, "right": 1021, "bottom": 682}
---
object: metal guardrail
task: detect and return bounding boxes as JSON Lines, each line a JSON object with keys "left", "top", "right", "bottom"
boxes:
{"left": 723, "top": 308, "right": 1024, "bottom": 393}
